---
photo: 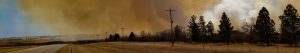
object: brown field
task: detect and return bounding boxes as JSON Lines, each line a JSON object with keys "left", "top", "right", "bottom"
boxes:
{"left": 0, "top": 45, "right": 38, "bottom": 53}
{"left": 2, "top": 42, "right": 300, "bottom": 53}
{"left": 57, "top": 42, "right": 300, "bottom": 53}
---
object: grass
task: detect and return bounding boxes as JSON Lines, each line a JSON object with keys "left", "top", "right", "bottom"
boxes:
{"left": 11, "top": 42, "right": 300, "bottom": 53}
{"left": 88, "top": 42, "right": 300, "bottom": 53}
{"left": 0, "top": 45, "right": 39, "bottom": 53}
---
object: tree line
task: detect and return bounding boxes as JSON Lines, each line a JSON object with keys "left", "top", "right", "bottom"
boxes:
{"left": 105, "top": 4, "right": 300, "bottom": 47}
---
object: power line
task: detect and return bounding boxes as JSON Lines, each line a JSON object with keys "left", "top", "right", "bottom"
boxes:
{"left": 166, "top": 8, "right": 175, "bottom": 47}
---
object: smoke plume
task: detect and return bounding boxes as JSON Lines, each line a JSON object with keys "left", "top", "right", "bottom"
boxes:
{"left": 202, "top": 0, "right": 283, "bottom": 30}
{"left": 20, "top": 0, "right": 300, "bottom": 39}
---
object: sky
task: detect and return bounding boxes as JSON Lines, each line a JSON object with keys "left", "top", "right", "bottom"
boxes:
{"left": 1, "top": 0, "right": 300, "bottom": 38}
{"left": 0, "top": 0, "right": 53, "bottom": 38}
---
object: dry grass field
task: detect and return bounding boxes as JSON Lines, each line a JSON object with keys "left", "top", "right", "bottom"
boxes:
{"left": 0, "top": 45, "right": 38, "bottom": 53}
{"left": 56, "top": 42, "right": 300, "bottom": 53}
{"left": 1, "top": 42, "right": 299, "bottom": 53}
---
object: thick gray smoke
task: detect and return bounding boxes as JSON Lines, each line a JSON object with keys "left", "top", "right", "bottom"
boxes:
{"left": 202, "top": 0, "right": 281, "bottom": 30}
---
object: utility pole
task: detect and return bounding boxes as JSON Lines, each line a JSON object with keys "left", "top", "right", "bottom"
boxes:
{"left": 105, "top": 32, "right": 108, "bottom": 36}
{"left": 166, "top": 8, "right": 175, "bottom": 47}
{"left": 120, "top": 16, "right": 127, "bottom": 36}
{"left": 121, "top": 26, "right": 127, "bottom": 36}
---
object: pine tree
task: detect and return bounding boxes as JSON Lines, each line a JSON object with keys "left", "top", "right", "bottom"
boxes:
{"left": 206, "top": 21, "right": 214, "bottom": 36}
{"left": 254, "top": 7, "right": 276, "bottom": 46}
{"left": 140, "top": 31, "right": 146, "bottom": 41}
{"left": 279, "top": 4, "right": 300, "bottom": 46}
{"left": 114, "top": 33, "right": 120, "bottom": 41}
{"left": 206, "top": 21, "right": 214, "bottom": 42}
{"left": 174, "top": 25, "right": 181, "bottom": 42}
{"left": 109, "top": 34, "right": 114, "bottom": 41}
{"left": 188, "top": 15, "right": 200, "bottom": 42}
{"left": 219, "top": 12, "right": 233, "bottom": 44}
{"left": 199, "top": 16, "right": 207, "bottom": 42}
{"left": 129, "top": 32, "right": 136, "bottom": 41}
{"left": 172, "top": 25, "right": 181, "bottom": 46}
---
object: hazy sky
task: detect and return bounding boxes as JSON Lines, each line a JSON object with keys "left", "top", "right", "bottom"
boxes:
{"left": 0, "top": 0, "right": 52, "bottom": 38}
{"left": 1, "top": 0, "right": 300, "bottom": 38}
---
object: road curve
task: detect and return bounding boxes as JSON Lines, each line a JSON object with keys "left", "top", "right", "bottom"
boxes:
{"left": 8, "top": 44, "right": 67, "bottom": 53}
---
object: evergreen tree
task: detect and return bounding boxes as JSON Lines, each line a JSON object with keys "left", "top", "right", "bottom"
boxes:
{"left": 206, "top": 21, "right": 214, "bottom": 36}
{"left": 171, "top": 25, "right": 181, "bottom": 46}
{"left": 188, "top": 15, "right": 200, "bottom": 42}
{"left": 109, "top": 34, "right": 114, "bottom": 41}
{"left": 254, "top": 7, "right": 276, "bottom": 46}
{"left": 129, "top": 32, "right": 136, "bottom": 41}
{"left": 140, "top": 31, "right": 146, "bottom": 41}
{"left": 198, "top": 16, "right": 207, "bottom": 42}
{"left": 174, "top": 25, "right": 181, "bottom": 42}
{"left": 114, "top": 33, "right": 120, "bottom": 41}
{"left": 206, "top": 21, "right": 214, "bottom": 42}
{"left": 219, "top": 12, "right": 233, "bottom": 44}
{"left": 279, "top": 4, "right": 300, "bottom": 46}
